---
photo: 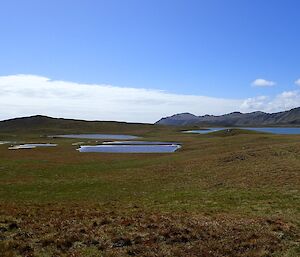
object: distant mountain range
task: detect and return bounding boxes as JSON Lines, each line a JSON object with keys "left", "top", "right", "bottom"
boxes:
{"left": 1, "top": 108, "right": 300, "bottom": 132}
{"left": 156, "top": 107, "right": 300, "bottom": 126}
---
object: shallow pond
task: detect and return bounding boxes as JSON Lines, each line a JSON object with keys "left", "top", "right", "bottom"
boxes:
{"left": 51, "top": 134, "right": 138, "bottom": 140}
{"left": 9, "top": 143, "right": 57, "bottom": 150}
{"left": 77, "top": 144, "right": 181, "bottom": 153}
{"left": 184, "top": 127, "right": 300, "bottom": 135}
{"left": 102, "top": 141, "right": 179, "bottom": 145}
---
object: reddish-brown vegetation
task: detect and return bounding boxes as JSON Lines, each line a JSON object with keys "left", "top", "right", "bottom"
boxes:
{"left": 0, "top": 204, "right": 298, "bottom": 257}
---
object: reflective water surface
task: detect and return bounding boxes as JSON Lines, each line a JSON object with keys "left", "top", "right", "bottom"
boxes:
{"left": 8, "top": 143, "right": 57, "bottom": 150}
{"left": 51, "top": 134, "right": 138, "bottom": 139}
{"left": 78, "top": 144, "right": 181, "bottom": 153}
{"left": 102, "top": 141, "right": 179, "bottom": 145}
{"left": 184, "top": 127, "right": 300, "bottom": 135}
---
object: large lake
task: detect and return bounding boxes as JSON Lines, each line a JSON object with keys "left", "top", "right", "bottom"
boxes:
{"left": 184, "top": 127, "right": 300, "bottom": 135}
{"left": 51, "top": 134, "right": 139, "bottom": 140}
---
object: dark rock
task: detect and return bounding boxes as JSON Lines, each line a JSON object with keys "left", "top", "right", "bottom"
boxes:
{"left": 112, "top": 238, "right": 132, "bottom": 247}
{"left": 8, "top": 223, "right": 18, "bottom": 230}
{"left": 79, "top": 228, "right": 86, "bottom": 233}
{"left": 0, "top": 226, "right": 8, "bottom": 232}
{"left": 100, "top": 218, "right": 111, "bottom": 226}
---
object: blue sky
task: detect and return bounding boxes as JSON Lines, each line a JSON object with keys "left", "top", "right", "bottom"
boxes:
{"left": 1, "top": 0, "right": 300, "bottom": 122}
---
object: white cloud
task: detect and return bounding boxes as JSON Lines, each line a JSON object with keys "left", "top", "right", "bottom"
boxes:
{"left": 0, "top": 74, "right": 242, "bottom": 123}
{"left": 295, "top": 79, "right": 300, "bottom": 86}
{"left": 240, "top": 90, "right": 300, "bottom": 113}
{"left": 252, "top": 78, "right": 276, "bottom": 87}
{"left": 240, "top": 96, "right": 269, "bottom": 110}
{"left": 1, "top": 74, "right": 299, "bottom": 123}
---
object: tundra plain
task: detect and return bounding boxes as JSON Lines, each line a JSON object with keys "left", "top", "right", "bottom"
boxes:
{"left": 0, "top": 117, "right": 299, "bottom": 256}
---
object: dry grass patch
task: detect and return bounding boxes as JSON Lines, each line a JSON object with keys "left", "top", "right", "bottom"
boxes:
{"left": 0, "top": 204, "right": 299, "bottom": 257}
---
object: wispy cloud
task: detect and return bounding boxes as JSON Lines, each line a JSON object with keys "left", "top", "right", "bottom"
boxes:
{"left": 251, "top": 78, "right": 276, "bottom": 87}
{"left": 0, "top": 74, "right": 299, "bottom": 122}
{"left": 295, "top": 79, "right": 300, "bottom": 86}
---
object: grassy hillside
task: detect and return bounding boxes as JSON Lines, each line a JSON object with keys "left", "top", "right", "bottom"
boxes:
{"left": 0, "top": 115, "right": 158, "bottom": 135}
{"left": 0, "top": 119, "right": 299, "bottom": 256}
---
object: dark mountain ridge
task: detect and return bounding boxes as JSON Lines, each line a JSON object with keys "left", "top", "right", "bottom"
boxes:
{"left": 156, "top": 107, "right": 300, "bottom": 126}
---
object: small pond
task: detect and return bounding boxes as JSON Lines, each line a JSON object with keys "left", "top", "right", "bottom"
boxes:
{"left": 51, "top": 134, "right": 138, "bottom": 140}
{"left": 77, "top": 144, "right": 181, "bottom": 153}
{"left": 184, "top": 127, "right": 300, "bottom": 135}
{"left": 102, "top": 141, "right": 179, "bottom": 145}
{"left": 183, "top": 128, "right": 224, "bottom": 134}
{"left": 9, "top": 143, "right": 57, "bottom": 150}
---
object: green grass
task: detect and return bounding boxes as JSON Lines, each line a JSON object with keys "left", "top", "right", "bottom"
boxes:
{"left": 1, "top": 129, "right": 299, "bottom": 215}
{"left": 0, "top": 127, "right": 299, "bottom": 256}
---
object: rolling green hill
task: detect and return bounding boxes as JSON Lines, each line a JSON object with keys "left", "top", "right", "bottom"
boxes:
{"left": 0, "top": 115, "right": 160, "bottom": 135}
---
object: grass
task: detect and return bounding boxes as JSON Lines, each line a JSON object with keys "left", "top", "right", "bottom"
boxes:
{"left": 0, "top": 126, "right": 299, "bottom": 256}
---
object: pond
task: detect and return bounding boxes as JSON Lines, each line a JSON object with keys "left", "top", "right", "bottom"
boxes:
{"left": 183, "top": 128, "right": 224, "bottom": 134}
{"left": 184, "top": 127, "right": 300, "bottom": 135}
{"left": 102, "top": 141, "right": 179, "bottom": 145}
{"left": 8, "top": 143, "right": 57, "bottom": 150}
{"left": 77, "top": 144, "right": 181, "bottom": 153}
{"left": 51, "top": 134, "right": 138, "bottom": 140}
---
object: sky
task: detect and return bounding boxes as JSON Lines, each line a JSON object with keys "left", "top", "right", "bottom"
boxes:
{"left": 1, "top": 0, "right": 300, "bottom": 123}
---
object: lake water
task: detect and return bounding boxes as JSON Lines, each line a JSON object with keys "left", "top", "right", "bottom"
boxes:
{"left": 102, "top": 141, "right": 179, "bottom": 145}
{"left": 184, "top": 128, "right": 224, "bottom": 134}
{"left": 8, "top": 143, "right": 57, "bottom": 150}
{"left": 51, "top": 134, "right": 138, "bottom": 140}
{"left": 184, "top": 127, "right": 300, "bottom": 135}
{"left": 77, "top": 144, "right": 181, "bottom": 153}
